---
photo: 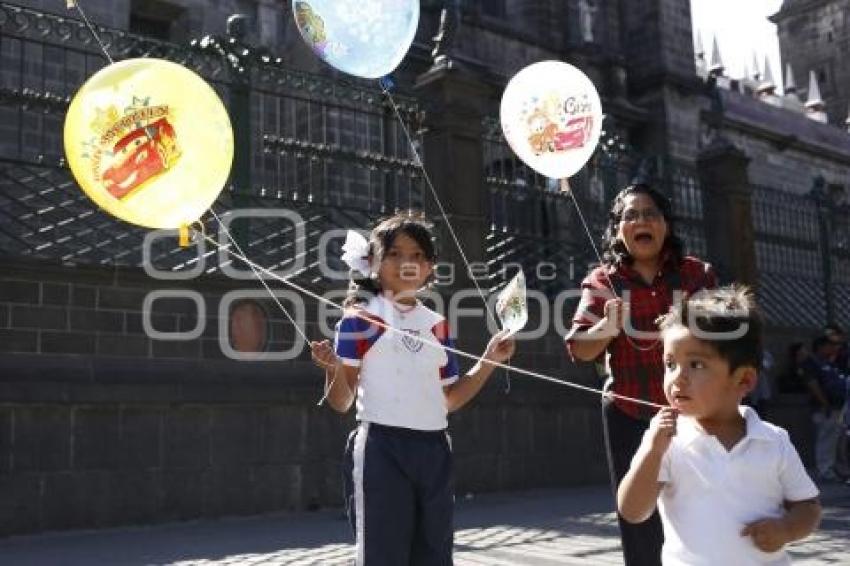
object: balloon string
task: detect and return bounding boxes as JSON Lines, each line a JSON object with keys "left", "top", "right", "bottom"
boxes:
{"left": 207, "top": 208, "right": 310, "bottom": 343}
{"left": 197, "top": 230, "right": 666, "bottom": 412}
{"left": 380, "top": 84, "right": 497, "bottom": 327}
{"left": 561, "top": 178, "right": 616, "bottom": 295}
{"left": 68, "top": 1, "right": 115, "bottom": 65}
{"left": 560, "top": 179, "right": 660, "bottom": 353}
{"left": 382, "top": 84, "right": 512, "bottom": 392}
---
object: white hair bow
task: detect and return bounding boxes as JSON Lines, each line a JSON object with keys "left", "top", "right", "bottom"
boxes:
{"left": 341, "top": 230, "right": 371, "bottom": 277}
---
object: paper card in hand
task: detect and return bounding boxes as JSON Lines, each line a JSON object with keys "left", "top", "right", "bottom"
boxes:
{"left": 495, "top": 270, "right": 528, "bottom": 337}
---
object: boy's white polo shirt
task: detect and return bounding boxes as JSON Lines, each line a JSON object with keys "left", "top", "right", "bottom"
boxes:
{"left": 334, "top": 294, "right": 460, "bottom": 431}
{"left": 654, "top": 406, "right": 818, "bottom": 565}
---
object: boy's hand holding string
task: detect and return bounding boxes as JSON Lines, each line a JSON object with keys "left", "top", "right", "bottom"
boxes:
{"left": 617, "top": 406, "right": 678, "bottom": 524}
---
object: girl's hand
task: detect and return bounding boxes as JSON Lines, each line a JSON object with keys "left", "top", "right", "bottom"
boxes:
{"left": 602, "top": 298, "right": 626, "bottom": 335}
{"left": 310, "top": 340, "right": 339, "bottom": 371}
{"left": 645, "top": 406, "right": 678, "bottom": 455}
{"left": 483, "top": 329, "right": 516, "bottom": 364}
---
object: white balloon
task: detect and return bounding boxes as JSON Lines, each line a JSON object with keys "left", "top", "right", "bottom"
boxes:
{"left": 500, "top": 61, "right": 603, "bottom": 179}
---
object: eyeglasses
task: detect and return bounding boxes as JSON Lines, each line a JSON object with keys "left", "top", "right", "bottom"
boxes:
{"left": 621, "top": 207, "right": 663, "bottom": 223}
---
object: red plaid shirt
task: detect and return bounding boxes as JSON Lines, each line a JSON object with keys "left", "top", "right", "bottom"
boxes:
{"left": 565, "top": 255, "right": 717, "bottom": 419}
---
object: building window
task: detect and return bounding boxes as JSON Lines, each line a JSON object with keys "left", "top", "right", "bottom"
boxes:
{"left": 129, "top": 0, "right": 186, "bottom": 42}
{"left": 481, "top": 0, "right": 507, "bottom": 18}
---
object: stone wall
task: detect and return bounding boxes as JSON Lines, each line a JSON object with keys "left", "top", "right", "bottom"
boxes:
{"left": 0, "top": 258, "right": 608, "bottom": 536}
{"left": 722, "top": 116, "right": 850, "bottom": 192}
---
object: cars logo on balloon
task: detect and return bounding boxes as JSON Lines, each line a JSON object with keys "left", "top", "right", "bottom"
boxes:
{"left": 501, "top": 61, "right": 603, "bottom": 180}
{"left": 292, "top": 0, "right": 419, "bottom": 79}
{"left": 87, "top": 100, "right": 181, "bottom": 201}
{"left": 64, "top": 58, "right": 234, "bottom": 230}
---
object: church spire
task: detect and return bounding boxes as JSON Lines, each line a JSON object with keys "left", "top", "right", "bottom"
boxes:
{"left": 805, "top": 70, "right": 824, "bottom": 109}
{"left": 757, "top": 56, "right": 776, "bottom": 95}
{"left": 694, "top": 31, "right": 707, "bottom": 78}
{"left": 694, "top": 30, "right": 704, "bottom": 60}
{"left": 709, "top": 37, "right": 724, "bottom": 76}
{"left": 805, "top": 70, "right": 827, "bottom": 123}
{"left": 784, "top": 63, "right": 797, "bottom": 94}
{"left": 781, "top": 63, "right": 803, "bottom": 112}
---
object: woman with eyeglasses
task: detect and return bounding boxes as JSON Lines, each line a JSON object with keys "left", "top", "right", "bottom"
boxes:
{"left": 564, "top": 183, "right": 717, "bottom": 566}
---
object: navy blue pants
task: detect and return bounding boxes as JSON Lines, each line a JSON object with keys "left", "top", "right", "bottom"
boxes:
{"left": 343, "top": 422, "right": 454, "bottom": 566}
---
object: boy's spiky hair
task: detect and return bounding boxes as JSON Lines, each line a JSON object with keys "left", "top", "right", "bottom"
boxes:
{"left": 658, "top": 285, "right": 762, "bottom": 372}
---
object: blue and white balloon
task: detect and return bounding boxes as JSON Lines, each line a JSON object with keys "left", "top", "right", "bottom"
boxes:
{"left": 292, "top": 0, "right": 419, "bottom": 79}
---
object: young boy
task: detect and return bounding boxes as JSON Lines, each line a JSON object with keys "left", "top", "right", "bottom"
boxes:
{"left": 617, "top": 286, "right": 821, "bottom": 565}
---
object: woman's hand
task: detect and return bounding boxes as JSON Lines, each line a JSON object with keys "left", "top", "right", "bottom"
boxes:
{"left": 310, "top": 339, "right": 339, "bottom": 371}
{"left": 602, "top": 297, "right": 626, "bottom": 335}
{"left": 483, "top": 329, "right": 516, "bottom": 364}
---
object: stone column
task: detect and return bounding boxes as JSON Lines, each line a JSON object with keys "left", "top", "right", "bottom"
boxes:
{"left": 696, "top": 139, "right": 758, "bottom": 287}
{"left": 810, "top": 176, "right": 834, "bottom": 324}
{"left": 414, "top": 63, "right": 497, "bottom": 346}
{"left": 414, "top": 65, "right": 495, "bottom": 288}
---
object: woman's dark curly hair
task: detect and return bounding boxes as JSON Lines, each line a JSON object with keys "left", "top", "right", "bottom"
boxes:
{"left": 343, "top": 212, "right": 437, "bottom": 307}
{"left": 600, "top": 184, "right": 683, "bottom": 268}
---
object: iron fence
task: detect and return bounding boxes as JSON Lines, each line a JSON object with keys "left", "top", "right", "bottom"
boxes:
{"left": 751, "top": 183, "right": 849, "bottom": 327}
{"left": 0, "top": 2, "right": 423, "bottom": 284}
{"left": 0, "top": 2, "right": 846, "bottom": 328}
{"left": 482, "top": 117, "right": 709, "bottom": 297}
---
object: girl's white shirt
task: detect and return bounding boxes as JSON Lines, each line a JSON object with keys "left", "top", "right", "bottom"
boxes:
{"left": 335, "top": 294, "right": 459, "bottom": 431}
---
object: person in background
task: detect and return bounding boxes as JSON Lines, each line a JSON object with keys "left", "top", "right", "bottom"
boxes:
{"left": 802, "top": 335, "right": 847, "bottom": 482}
{"left": 823, "top": 324, "right": 850, "bottom": 480}
{"left": 778, "top": 342, "right": 809, "bottom": 394}
{"left": 565, "top": 184, "right": 716, "bottom": 566}
{"left": 824, "top": 323, "right": 848, "bottom": 373}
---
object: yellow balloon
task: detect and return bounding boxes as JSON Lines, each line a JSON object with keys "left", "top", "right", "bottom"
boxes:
{"left": 64, "top": 58, "right": 234, "bottom": 229}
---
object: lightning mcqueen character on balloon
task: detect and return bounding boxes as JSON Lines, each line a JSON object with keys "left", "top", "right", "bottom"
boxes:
{"left": 553, "top": 115, "right": 593, "bottom": 152}
{"left": 527, "top": 110, "right": 593, "bottom": 156}
{"left": 101, "top": 117, "right": 180, "bottom": 200}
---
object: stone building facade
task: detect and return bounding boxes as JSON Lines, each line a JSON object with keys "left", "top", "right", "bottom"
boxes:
{"left": 0, "top": 0, "right": 848, "bottom": 535}
{"left": 771, "top": 0, "right": 850, "bottom": 129}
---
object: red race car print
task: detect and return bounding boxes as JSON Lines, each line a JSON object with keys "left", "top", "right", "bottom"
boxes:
{"left": 102, "top": 118, "right": 179, "bottom": 200}
{"left": 554, "top": 115, "right": 593, "bottom": 151}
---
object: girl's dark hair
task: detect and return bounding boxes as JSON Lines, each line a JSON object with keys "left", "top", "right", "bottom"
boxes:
{"left": 600, "top": 184, "right": 684, "bottom": 268}
{"left": 343, "top": 212, "right": 436, "bottom": 307}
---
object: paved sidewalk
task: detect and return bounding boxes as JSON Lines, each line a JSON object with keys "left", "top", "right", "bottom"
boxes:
{"left": 0, "top": 483, "right": 847, "bottom": 565}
